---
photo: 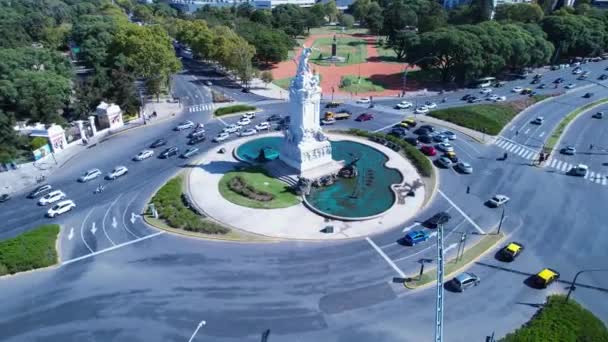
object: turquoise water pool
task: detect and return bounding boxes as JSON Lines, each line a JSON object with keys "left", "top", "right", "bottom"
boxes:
{"left": 236, "top": 137, "right": 402, "bottom": 218}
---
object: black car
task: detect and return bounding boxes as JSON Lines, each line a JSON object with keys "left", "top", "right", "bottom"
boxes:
{"left": 425, "top": 212, "right": 452, "bottom": 228}
{"left": 150, "top": 139, "right": 168, "bottom": 148}
{"left": 160, "top": 147, "right": 179, "bottom": 158}
{"left": 419, "top": 125, "right": 435, "bottom": 132}
{"left": 599, "top": 74, "right": 608, "bottom": 80}
{"left": 553, "top": 77, "right": 564, "bottom": 84}
{"left": 325, "top": 102, "right": 340, "bottom": 108}
{"left": 538, "top": 83, "right": 546, "bottom": 89}
{"left": 461, "top": 94, "right": 472, "bottom": 101}
{"left": 530, "top": 78, "right": 540, "bottom": 84}
{"left": 414, "top": 127, "right": 431, "bottom": 136}
{"left": 584, "top": 92, "right": 594, "bottom": 98}
{"left": 389, "top": 129, "right": 407, "bottom": 138}
{"left": 0, "top": 194, "right": 10, "bottom": 203}
{"left": 241, "top": 87, "right": 250, "bottom": 93}
{"left": 418, "top": 134, "right": 433, "bottom": 144}
{"left": 267, "top": 114, "right": 283, "bottom": 122}
{"left": 188, "top": 135, "right": 206, "bottom": 145}
{"left": 27, "top": 184, "right": 52, "bottom": 198}
{"left": 404, "top": 136, "right": 419, "bottom": 146}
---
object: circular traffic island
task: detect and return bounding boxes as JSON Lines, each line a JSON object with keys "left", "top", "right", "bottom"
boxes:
{"left": 218, "top": 167, "right": 300, "bottom": 209}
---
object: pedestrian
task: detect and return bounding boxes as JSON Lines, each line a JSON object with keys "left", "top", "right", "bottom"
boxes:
{"left": 466, "top": 186, "right": 470, "bottom": 194}
{"left": 515, "top": 130, "right": 519, "bottom": 136}
{"left": 590, "top": 144, "right": 594, "bottom": 150}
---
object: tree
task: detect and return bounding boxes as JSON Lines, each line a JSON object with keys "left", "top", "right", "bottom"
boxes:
{"left": 324, "top": 1, "right": 339, "bottom": 23}
{"left": 338, "top": 13, "right": 355, "bottom": 28}
{"left": 11, "top": 70, "right": 72, "bottom": 124}
{"left": 251, "top": 10, "right": 273, "bottom": 26}
{"left": 272, "top": 5, "right": 306, "bottom": 37}
{"left": 236, "top": 3, "right": 255, "bottom": 18}
{"left": 542, "top": 14, "right": 605, "bottom": 59}
{"left": 306, "top": 3, "right": 327, "bottom": 32}
{"left": 494, "top": 3, "right": 544, "bottom": 23}
{"left": 382, "top": 0, "right": 417, "bottom": 39}
{"left": 132, "top": 5, "right": 154, "bottom": 24}
{"left": 236, "top": 20, "right": 292, "bottom": 64}
{"left": 0, "top": 110, "right": 24, "bottom": 163}
{"left": 260, "top": 70, "right": 274, "bottom": 88}
{"left": 350, "top": 0, "right": 372, "bottom": 22}
{"left": 387, "top": 30, "right": 418, "bottom": 60}
{"left": 365, "top": 2, "right": 384, "bottom": 35}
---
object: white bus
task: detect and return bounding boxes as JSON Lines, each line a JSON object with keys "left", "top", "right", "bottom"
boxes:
{"left": 474, "top": 77, "right": 496, "bottom": 88}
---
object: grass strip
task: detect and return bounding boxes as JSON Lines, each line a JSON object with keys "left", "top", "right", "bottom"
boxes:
{"left": 214, "top": 104, "right": 256, "bottom": 117}
{"left": 0, "top": 224, "right": 59, "bottom": 276}
{"left": 339, "top": 75, "right": 386, "bottom": 93}
{"left": 545, "top": 98, "right": 608, "bottom": 151}
{"left": 404, "top": 233, "right": 503, "bottom": 288}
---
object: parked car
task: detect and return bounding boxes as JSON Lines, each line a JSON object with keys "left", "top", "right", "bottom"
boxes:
{"left": 175, "top": 120, "right": 194, "bottom": 131}
{"left": 433, "top": 134, "right": 449, "bottom": 143}
{"left": 425, "top": 211, "right": 451, "bottom": 228}
{"left": 239, "top": 128, "right": 257, "bottom": 137}
{"left": 533, "top": 268, "right": 560, "bottom": 288}
{"left": 223, "top": 124, "right": 241, "bottom": 134}
{"left": 442, "top": 131, "right": 456, "bottom": 140}
{"left": 565, "top": 83, "right": 576, "bottom": 89}
{"left": 356, "top": 98, "right": 371, "bottom": 104}
{"left": 553, "top": 77, "right": 564, "bottom": 84}
{"left": 0, "top": 193, "right": 11, "bottom": 203}
{"left": 456, "top": 162, "right": 473, "bottom": 174}
{"left": 188, "top": 135, "right": 206, "bottom": 145}
{"left": 401, "top": 118, "right": 417, "bottom": 127}
{"left": 404, "top": 136, "right": 419, "bottom": 146}
{"left": 404, "top": 230, "right": 430, "bottom": 246}
{"left": 188, "top": 129, "right": 205, "bottom": 139}
{"left": 134, "top": 150, "right": 154, "bottom": 161}
{"left": 436, "top": 142, "right": 454, "bottom": 152}
{"left": 181, "top": 147, "right": 200, "bottom": 159}
{"left": 593, "top": 111, "right": 604, "bottom": 119}
{"left": 213, "top": 132, "right": 230, "bottom": 142}
{"left": 78, "top": 169, "right": 102, "bottom": 182}
{"left": 498, "top": 242, "right": 524, "bottom": 261}
{"left": 419, "top": 125, "right": 435, "bottom": 132}
{"left": 436, "top": 156, "right": 453, "bottom": 168}
{"left": 468, "top": 96, "right": 483, "bottom": 103}
{"left": 355, "top": 113, "right": 374, "bottom": 121}
{"left": 27, "top": 184, "right": 52, "bottom": 198}
{"left": 537, "top": 83, "right": 546, "bottom": 89}
{"left": 560, "top": 146, "right": 576, "bottom": 155}
{"left": 461, "top": 94, "right": 473, "bottom": 101}
{"left": 511, "top": 86, "right": 524, "bottom": 93}
{"left": 420, "top": 145, "right": 437, "bottom": 156}
{"left": 389, "top": 128, "right": 407, "bottom": 138}
{"left": 325, "top": 101, "right": 341, "bottom": 108}
{"left": 242, "top": 112, "right": 256, "bottom": 120}
{"left": 204, "top": 80, "right": 212, "bottom": 86}
{"left": 255, "top": 122, "right": 271, "bottom": 130}
{"left": 38, "top": 190, "right": 66, "bottom": 206}
{"left": 531, "top": 116, "right": 544, "bottom": 125}
{"left": 451, "top": 272, "right": 481, "bottom": 292}
{"left": 106, "top": 166, "right": 128, "bottom": 180}
{"left": 47, "top": 199, "right": 76, "bottom": 218}
{"left": 488, "top": 194, "right": 510, "bottom": 207}
{"left": 160, "top": 147, "right": 179, "bottom": 158}
{"left": 241, "top": 87, "right": 250, "bottom": 93}
{"left": 418, "top": 135, "right": 433, "bottom": 144}
{"left": 445, "top": 151, "right": 458, "bottom": 163}
{"left": 599, "top": 74, "right": 608, "bottom": 80}
{"left": 237, "top": 117, "right": 251, "bottom": 126}
{"left": 150, "top": 138, "right": 167, "bottom": 148}
{"left": 425, "top": 101, "right": 437, "bottom": 109}
{"left": 267, "top": 114, "right": 283, "bottom": 122}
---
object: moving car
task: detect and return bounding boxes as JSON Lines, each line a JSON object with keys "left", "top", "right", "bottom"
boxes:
{"left": 488, "top": 194, "right": 510, "bottom": 207}
{"left": 355, "top": 113, "right": 374, "bottom": 121}
{"left": 175, "top": 120, "right": 194, "bottom": 131}
{"left": 599, "top": 74, "right": 608, "bottom": 80}
{"left": 436, "top": 156, "right": 453, "bottom": 168}
{"left": 106, "top": 166, "right": 128, "bottom": 180}
{"left": 498, "top": 242, "right": 524, "bottom": 261}
{"left": 419, "top": 125, "right": 435, "bottom": 132}
{"left": 537, "top": 83, "right": 546, "bottom": 89}
{"left": 461, "top": 94, "right": 473, "bottom": 101}
{"left": 237, "top": 117, "right": 251, "bottom": 126}
{"left": 47, "top": 200, "right": 75, "bottom": 218}
{"left": 480, "top": 88, "right": 492, "bottom": 94}
{"left": 445, "top": 151, "right": 458, "bottom": 163}
{"left": 188, "top": 129, "right": 205, "bottom": 138}
{"left": 321, "top": 118, "right": 336, "bottom": 125}
{"left": 533, "top": 268, "right": 560, "bottom": 288}
{"left": 27, "top": 184, "right": 52, "bottom": 198}
{"left": 553, "top": 77, "right": 564, "bottom": 84}
{"left": 242, "top": 112, "right": 256, "bottom": 120}
{"left": 267, "top": 114, "right": 282, "bottom": 122}
{"left": 583, "top": 92, "right": 594, "bottom": 98}
{"left": 239, "top": 128, "right": 257, "bottom": 137}
{"left": 420, "top": 145, "right": 437, "bottom": 156}
{"left": 188, "top": 135, "right": 206, "bottom": 145}
{"left": 456, "top": 162, "right": 473, "bottom": 174}
{"left": 255, "top": 122, "right": 271, "bottom": 130}
{"left": 78, "top": 169, "right": 102, "bottom": 182}
{"left": 223, "top": 124, "right": 241, "bottom": 134}
{"left": 511, "top": 86, "right": 523, "bottom": 93}
{"left": 0, "top": 193, "right": 10, "bottom": 203}
{"left": 565, "top": 83, "right": 576, "bottom": 89}
{"left": 356, "top": 98, "right": 371, "bottom": 104}
{"left": 204, "top": 80, "right": 212, "bottom": 86}
{"left": 134, "top": 150, "right": 154, "bottom": 161}
{"left": 468, "top": 96, "right": 483, "bottom": 103}
{"left": 404, "top": 230, "right": 430, "bottom": 246}
{"left": 324, "top": 111, "right": 351, "bottom": 120}
{"left": 150, "top": 138, "right": 167, "bottom": 148}
{"left": 160, "top": 147, "right": 179, "bottom": 158}
{"left": 442, "top": 131, "right": 456, "bottom": 140}
{"left": 531, "top": 116, "right": 544, "bottom": 125}
{"left": 425, "top": 101, "right": 437, "bottom": 109}
{"left": 572, "top": 68, "right": 583, "bottom": 75}
{"left": 402, "top": 118, "right": 417, "bottom": 127}
{"left": 436, "top": 142, "right": 454, "bottom": 152}
{"left": 560, "top": 146, "right": 576, "bottom": 155}
{"left": 213, "top": 132, "right": 230, "bottom": 142}
{"left": 181, "top": 147, "right": 200, "bottom": 159}
{"left": 325, "top": 101, "right": 341, "bottom": 108}
{"left": 451, "top": 272, "right": 481, "bottom": 292}
{"left": 570, "top": 164, "right": 588, "bottom": 177}
{"left": 415, "top": 106, "right": 429, "bottom": 114}
{"left": 395, "top": 101, "right": 413, "bottom": 109}
{"left": 592, "top": 111, "right": 604, "bottom": 119}
{"left": 38, "top": 190, "right": 66, "bottom": 206}
{"left": 426, "top": 211, "right": 451, "bottom": 228}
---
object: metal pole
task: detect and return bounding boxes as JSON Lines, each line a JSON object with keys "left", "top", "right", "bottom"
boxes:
{"left": 261, "top": 329, "right": 271, "bottom": 342}
{"left": 497, "top": 207, "right": 505, "bottom": 235}
{"left": 419, "top": 263, "right": 425, "bottom": 280}
{"left": 565, "top": 269, "right": 608, "bottom": 302}
{"left": 434, "top": 224, "right": 445, "bottom": 342}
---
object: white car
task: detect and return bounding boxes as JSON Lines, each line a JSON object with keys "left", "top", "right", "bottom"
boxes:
{"left": 223, "top": 124, "right": 241, "bottom": 134}
{"left": 415, "top": 106, "right": 429, "bottom": 114}
{"left": 570, "top": 164, "right": 589, "bottom": 177}
{"left": 425, "top": 102, "right": 437, "bottom": 109}
{"left": 321, "top": 118, "right": 336, "bottom": 125}
{"left": 134, "top": 150, "right": 154, "bottom": 161}
{"left": 572, "top": 68, "right": 583, "bottom": 75}
{"left": 565, "top": 83, "right": 576, "bottom": 89}
{"left": 532, "top": 116, "right": 544, "bottom": 125}
{"left": 242, "top": 112, "right": 256, "bottom": 119}
{"left": 356, "top": 98, "right": 371, "bottom": 104}
{"left": 204, "top": 80, "right": 212, "bottom": 86}
{"left": 442, "top": 131, "right": 457, "bottom": 140}
{"left": 488, "top": 194, "right": 510, "bottom": 207}
{"left": 395, "top": 101, "right": 413, "bottom": 109}
{"left": 561, "top": 146, "right": 576, "bottom": 155}
{"left": 480, "top": 88, "right": 492, "bottom": 94}
{"left": 47, "top": 200, "right": 75, "bottom": 218}
{"left": 175, "top": 120, "right": 194, "bottom": 131}
{"left": 255, "top": 122, "right": 270, "bottom": 130}
{"left": 38, "top": 190, "right": 66, "bottom": 206}
{"left": 456, "top": 162, "right": 473, "bottom": 174}
{"left": 78, "top": 169, "right": 102, "bottom": 183}
{"left": 494, "top": 96, "right": 507, "bottom": 102}
{"left": 488, "top": 95, "right": 499, "bottom": 101}
{"left": 106, "top": 166, "right": 128, "bottom": 180}
{"left": 511, "top": 86, "right": 523, "bottom": 93}
{"left": 237, "top": 117, "right": 251, "bottom": 126}
{"left": 239, "top": 128, "right": 257, "bottom": 137}
{"left": 436, "top": 142, "right": 454, "bottom": 152}
{"left": 213, "top": 132, "right": 230, "bottom": 142}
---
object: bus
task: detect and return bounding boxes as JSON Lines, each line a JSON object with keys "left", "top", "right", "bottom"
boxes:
{"left": 473, "top": 77, "right": 496, "bottom": 88}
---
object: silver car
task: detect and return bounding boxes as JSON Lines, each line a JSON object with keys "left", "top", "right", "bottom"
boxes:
{"left": 437, "top": 156, "right": 453, "bottom": 168}
{"left": 451, "top": 272, "right": 480, "bottom": 292}
{"left": 560, "top": 146, "right": 576, "bottom": 155}
{"left": 456, "top": 162, "right": 473, "bottom": 174}
{"left": 79, "top": 169, "right": 102, "bottom": 183}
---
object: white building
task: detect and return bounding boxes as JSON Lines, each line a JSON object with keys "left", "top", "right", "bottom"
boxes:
{"left": 254, "top": 0, "right": 316, "bottom": 9}
{"left": 167, "top": 0, "right": 314, "bottom": 10}
{"left": 443, "top": 0, "right": 531, "bottom": 9}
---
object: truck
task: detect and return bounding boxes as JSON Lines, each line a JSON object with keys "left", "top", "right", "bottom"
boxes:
{"left": 324, "top": 111, "right": 351, "bottom": 120}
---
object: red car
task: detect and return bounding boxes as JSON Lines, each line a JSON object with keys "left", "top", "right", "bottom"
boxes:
{"left": 421, "top": 145, "right": 437, "bottom": 156}
{"left": 355, "top": 113, "right": 374, "bottom": 121}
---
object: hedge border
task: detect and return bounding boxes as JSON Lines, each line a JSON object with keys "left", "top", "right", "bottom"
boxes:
{"left": 214, "top": 104, "right": 256, "bottom": 117}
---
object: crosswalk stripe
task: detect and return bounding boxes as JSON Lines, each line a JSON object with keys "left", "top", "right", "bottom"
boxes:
{"left": 590, "top": 171, "right": 596, "bottom": 179}
{"left": 499, "top": 140, "right": 510, "bottom": 149}
{"left": 550, "top": 159, "right": 557, "bottom": 168}
{"left": 497, "top": 140, "right": 507, "bottom": 148}
{"left": 585, "top": 171, "right": 590, "bottom": 179}
{"left": 522, "top": 151, "right": 532, "bottom": 159}
{"left": 517, "top": 148, "right": 528, "bottom": 157}
{"left": 602, "top": 177, "right": 607, "bottom": 186}
{"left": 508, "top": 144, "right": 518, "bottom": 152}
{"left": 513, "top": 146, "right": 522, "bottom": 155}
{"left": 595, "top": 176, "right": 602, "bottom": 184}
{"left": 560, "top": 163, "right": 569, "bottom": 172}
{"left": 555, "top": 160, "right": 562, "bottom": 169}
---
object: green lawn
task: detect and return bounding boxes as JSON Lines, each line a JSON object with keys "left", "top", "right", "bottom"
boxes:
{"left": 219, "top": 167, "right": 300, "bottom": 209}
{"left": 428, "top": 96, "right": 548, "bottom": 135}
{"left": 307, "top": 26, "right": 368, "bottom": 36}
{"left": 214, "top": 104, "right": 256, "bottom": 117}
{"left": 339, "top": 75, "right": 386, "bottom": 93}
{"left": 501, "top": 295, "right": 608, "bottom": 341}
{"left": 310, "top": 37, "right": 367, "bottom": 66}
{"left": 0, "top": 224, "right": 59, "bottom": 276}
{"left": 545, "top": 98, "right": 608, "bottom": 150}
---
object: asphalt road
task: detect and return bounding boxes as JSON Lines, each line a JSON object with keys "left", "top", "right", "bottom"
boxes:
{"left": 1, "top": 59, "right": 607, "bottom": 342}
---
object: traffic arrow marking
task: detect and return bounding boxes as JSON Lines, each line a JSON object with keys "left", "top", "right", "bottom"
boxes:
{"left": 111, "top": 216, "right": 117, "bottom": 229}
{"left": 130, "top": 212, "right": 141, "bottom": 224}
{"left": 91, "top": 222, "right": 97, "bottom": 235}
{"left": 68, "top": 228, "right": 74, "bottom": 240}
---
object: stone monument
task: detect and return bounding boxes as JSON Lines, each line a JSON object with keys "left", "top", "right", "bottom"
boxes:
{"left": 331, "top": 35, "right": 337, "bottom": 59}
{"left": 280, "top": 47, "right": 343, "bottom": 176}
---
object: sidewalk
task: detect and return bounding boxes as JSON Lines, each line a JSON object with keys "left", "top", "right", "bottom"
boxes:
{"left": 248, "top": 77, "right": 289, "bottom": 100}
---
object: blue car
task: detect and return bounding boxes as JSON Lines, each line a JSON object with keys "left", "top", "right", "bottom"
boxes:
{"left": 404, "top": 230, "right": 430, "bottom": 246}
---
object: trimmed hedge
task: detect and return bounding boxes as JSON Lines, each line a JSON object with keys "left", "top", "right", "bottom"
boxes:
{"left": 348, "top": 129, "right": 433, "bottom": 177}
{"left": 214, "top": 104, "right": 256, "bottom": 116}
{"left": 151, "top": 177, "right": 229, "bottom": 235}
{"left": 501, "top": 295, "right": 608, "bottom": 341}
{"left": 0, "top": 224, "right": 59, "bottom": 276}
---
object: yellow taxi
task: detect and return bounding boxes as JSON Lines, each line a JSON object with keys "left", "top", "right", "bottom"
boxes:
{"left": 402, "top": 118, "right": 417, "bottom": 127}
{"left": 499, "top": 242, "right": 524, "bottom": 261}
{"left": 445, "top": 151, "right": 458, "bottom": 162}
{"left": 534, "top": 268, "right": 560, "bottom": 288}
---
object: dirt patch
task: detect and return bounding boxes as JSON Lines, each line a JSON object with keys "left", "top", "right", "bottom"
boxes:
{"left": 228, "top": 176, "right": 274, "bottom": 202}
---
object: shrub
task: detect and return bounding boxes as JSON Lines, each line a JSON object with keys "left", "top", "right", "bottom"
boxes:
{"left": 214, "top": 104, "right": 256, "bottom": 116}
{"left": 151, "top": 177, "right": 230, "bottom": 235}
{"left": 0, "top": 224, "right": 59, "bottom": 276}
{"left": 30, "top": 137, "right": 48, "bottom": 151}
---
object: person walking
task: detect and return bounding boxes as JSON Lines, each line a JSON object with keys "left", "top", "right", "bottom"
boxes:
{"left": 466, "top": 186, "right": 470, "bottom": 194}
{"left": 590, "top": 144, "right": 594, "bottom": 150}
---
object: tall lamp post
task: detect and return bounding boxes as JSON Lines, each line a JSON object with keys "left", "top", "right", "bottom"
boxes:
{"left": 402, "top": 56, "right": 438, "bottom": 97}
{"left": 566, "top": 269, "right": 608, "bottom": 302}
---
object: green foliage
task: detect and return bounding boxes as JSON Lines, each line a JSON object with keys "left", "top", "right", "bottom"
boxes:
{"left": 214, "top": 105, "right": 257, "bottom": 116}
{"left": 494, "top": 3, "right": 544, "bottom": 23}
{"left": 338, "top": 13, "right": 355, "bottom": 28}
{"left": 151, "top": 178, "right": 230, "bottom": 235}
{"left": 542, "top": 14, "right": 606, "bottom": 59}
{"left": 501, "top": 295, "right": 608, "bottom": 342}
{"left": 339, "top": 75, "right": 385, "bottom": 92}
{"left": 271, "top": 4, "right": 307, "bottom": 37}
{"left": 310, "top": 37, "right": 367, "bottom": 65}
{"left": 347, "top": 129, "right": 433, "bottom": 177}
{"left": 260, "top": 70, "right": 274, "bottom": 86}
{"left": 30, "top": 137, "right": 49, "bottom": 151}
{"left": 235, "top": 20, "right": 293, "bottom": 64}
{"left": 0, "top": 224, "right": 60, "bottom": 276}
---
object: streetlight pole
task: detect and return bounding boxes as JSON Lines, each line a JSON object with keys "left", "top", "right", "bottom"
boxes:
{"left": 402, "top": 56, "right": 438, "bottom": 98}
{"left": 497, "top": 206, "right": 505, "bottom": 235}
{"left": 566, "top": 269, "right": 608, "bottom": 302}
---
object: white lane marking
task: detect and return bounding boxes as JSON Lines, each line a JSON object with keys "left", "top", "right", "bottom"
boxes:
{"left": 366, "top": 237, "right": 406, "bottom": 278}
{"left": 521, "top": 151, "right": 532, "bottom": 159}
{"left": 602, "top": 177, "right": 607, "bottom": 186}
{"left": 373, "top": 121, "right": 401, "bottom": 133}
{"left": 394, "top": 220, "right": 466, "bottom": 262}
{"left": 122, "top": 194, "right": 141, "bottom": 239}
{"left": 595, "top": 176, "right": 602, "bottom": 184}
{"left": 68, "top": 228, "right": 74, "bottom": 240}
{"left": 402, "top": 222, "right": 420, "bottom": 233}
{"left": 130, "top": 212, "right": 141, "bottom": 224}
{"left": 216, "top": 117, "right": 228, "bottom": 126}
{"left": 502, "top": 142, "right": 513, "bottom": 150}
{"left": 102, "top": 195, "right": 122, "bottom": 246}
{"left": 91, "top": 222, "right": 97, "bottom": 235}
{"left": 555, "top": 160, "right": 562, "bottom": 169}
{"left": 80, "top": 208, "right": 95, "bottom": 254}
{"left": 428, "top": 231, "right": 438, "bottom": 239}
{"left": 62, "top": 231, "right": 165, "bottom": 266}
{"left": 188, "top": 320, "right": 207, "bottom": 342}
{"left": 561, "top": 163, "right": 569, "bottom": 172}
{"left": 590, "top": 171, "right": 596, "bottom": 179}
{"left": 496, "top": 140, "right": 507, "bottom": 148}
{"left": 438, "top": 190, "right": 485, "bottom": 234}
{"left": 457, "top": 138, "right": 480, "bottom": 155}
{"left": 550, "top": 159, "right": 557, "bottom": 168}
{"left": 508, "top": 144, "right": 518, "bottom": 152}
{"left": 512, "top": 146, "right": 521, "bottom": 154}
{"left": 584, "top": 171, "right": 590, "bottom": 179}
{"left": 524, "top": 128, "right": 530, "bottom": 134}
{"left": 539, "top": 131, "right": 545, "bottom": 138}
{"left": 444, "top": 243, "right": 458, "bottom": 253}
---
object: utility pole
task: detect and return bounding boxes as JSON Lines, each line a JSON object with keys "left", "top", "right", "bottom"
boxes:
{"left": 497, "top": 207, "right": 505, "bottom": 235}
{"left": 566, "top": 269, "right": 608, "bottom": 302}
{"left": 457, "top": 232, "right": 467, "bottom": 262}
{"left": 434, "top": 224, "right": 445, "bottom": 342}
